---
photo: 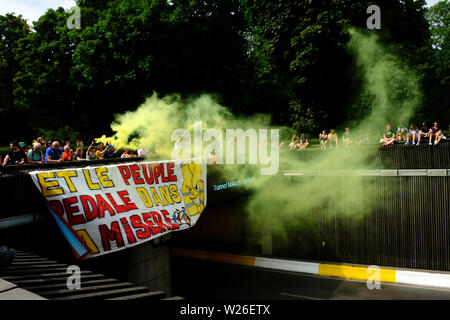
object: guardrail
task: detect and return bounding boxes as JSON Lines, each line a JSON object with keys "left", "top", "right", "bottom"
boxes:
{"left": 0, "top": 156, "right": 147, "bottom": 176}
{"left": 281, "top": 141, "right": 450, "bottom": 169}
{"left": 283, "top": 169, "right": 450, "bottom": 176}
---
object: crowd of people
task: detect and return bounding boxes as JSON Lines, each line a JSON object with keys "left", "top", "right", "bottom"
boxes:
{"left": 1, "top": 122, "right": 447, "bottom": 166}
{"left": 285, "top": 121, "right": 447, "bottom": 151}
{"left": 285, "top": 127, "right": 367, "bottom": 151}
{"left": 0, "top": 137, "right": 150, "bottom": 166}
{"left": 380, "top": 122, "right": 446, "bottom": 146}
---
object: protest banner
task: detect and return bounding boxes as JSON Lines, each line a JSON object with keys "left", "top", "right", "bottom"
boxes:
{"left": 29, "top": 159, "right": 207, "bottom": 259}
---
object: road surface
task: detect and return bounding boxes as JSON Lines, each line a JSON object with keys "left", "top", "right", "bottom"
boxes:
{"left": 171, "top": 256, "right": 450, "bottom": 300}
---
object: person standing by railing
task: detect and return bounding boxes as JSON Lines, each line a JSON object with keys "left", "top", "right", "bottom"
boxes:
{"left": 86, "top": 141, "right": 97, "bottom": 160}
{"left": 2, "top": 141, "right": 26, "bottom": 166}
{"left": 27, "top": 143, "right": 44, "bottom": 164}
{"left": 75, "top": 147, "right": 88, "bottom": 161}
{"left": 103, "top": 144, "right": 118, "bottom": 158}
{"left": 95, "top": 144, "right": 105, "bottom": 159}
{"left": 45, "top": 141, "right": 63, "bottom": 163}
{"left": 62, "top": 145, "right": 74, "bottom": 161}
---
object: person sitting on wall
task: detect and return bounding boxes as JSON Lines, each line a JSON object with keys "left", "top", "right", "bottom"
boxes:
{"left": 328, "top": 129, "right": 338, "bottom": 148}
{"left": 45, "top": 141, "right": 63, "bottom": 163}
{"left": 417, "top": 123, "right": 432, "bottom": 146}
{"left": 2, "top": 141, "right": 26, "bottom": 166}
{"left": 297, "top": 133, "right": 309, "bottom": 150}
{"left": 27, "top": 143, "right": 44, "bottom": 164}
{"left": 396, "top": 126, "right": 408, "bottom": 141}
{"left": 357, "top": 129, "right": 370, "bottom": 146}
{"left": 407, "top": 123, "right": 419, "bottom": 145}
{"left": 397, "top": 126, "right": 408, "bottom": 143}
{"left": 288, "top": 135, "right": 299, "bottom": 150}
{"left": 319, "top": 130, "right": 328, "bottom": 150}
{"left": 380, "top": 124, "right": 396, "bottom": 146}
{"left": 430, "top": 122, "right": 443, "bottom": 145}
{"left": 342, "top": 128, "right": 352, "bottom": 148}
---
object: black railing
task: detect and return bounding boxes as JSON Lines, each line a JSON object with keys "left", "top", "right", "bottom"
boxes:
{"left": 280, "top": 141, "right": 450, "bottom": 169}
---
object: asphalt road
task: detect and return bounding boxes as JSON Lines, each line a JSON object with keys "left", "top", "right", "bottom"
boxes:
{"left": 171, "top": 256, "right": 450, "bottom": 300}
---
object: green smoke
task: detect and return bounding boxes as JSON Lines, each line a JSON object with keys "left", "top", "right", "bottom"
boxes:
{"left": 347, "top": 28, "right": 422, "bottom": 132}
{"left": 245, "top": 29, "right": 423, "bottom": 256}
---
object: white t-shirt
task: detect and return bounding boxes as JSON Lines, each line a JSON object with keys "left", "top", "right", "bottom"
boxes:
{"left": 137, "top": 149, "right": 147, "bottom": 157}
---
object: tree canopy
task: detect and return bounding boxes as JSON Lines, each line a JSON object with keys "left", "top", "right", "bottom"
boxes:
{"left": 0, "top": 0, "right": 448, "bottom": 144}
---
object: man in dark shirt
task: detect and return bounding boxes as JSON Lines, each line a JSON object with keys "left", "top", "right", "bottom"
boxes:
{"left": 431, "top": 122, "right": 443, "bottom": 145}
{"left": 103, "top": 144, "right": 118, "bottom": 158}
{"left": 417, "top": 123, "right": 432, "bottom": 146}
{"left": 298, "top": 133, "right": 309, "bottom": 150}
{"left": 2, "top": 141, "right": 26, "bottom": 166}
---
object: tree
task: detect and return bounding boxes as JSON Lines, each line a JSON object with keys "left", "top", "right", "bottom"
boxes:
{"left": 417, "top": 0, "right": 450, "bottom": 125}
{"left": 71, "top": 0, "right": 252, "bottom": 137}
{"left": 0, "top": 0, "right": 444, "bottom": 145}
{"left": 427, "top": 0, "right": 450, "bottom": 50}
{"left": 12, "top": 8, "right": 81, "bottom": 141}
{"left": 242, "top": 0, "right": 431, "bottom": 132}
{"left": 0, "top": 13, "right": 30, "bottom": 143}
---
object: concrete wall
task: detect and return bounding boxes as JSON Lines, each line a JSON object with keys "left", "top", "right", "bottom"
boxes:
{"left": 127, "top": 234, "right": 172, "bottom": 295}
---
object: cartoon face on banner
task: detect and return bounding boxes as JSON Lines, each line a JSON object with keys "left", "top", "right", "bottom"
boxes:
{"left": 181, "top": 163, "right": 205, "bottom": 216}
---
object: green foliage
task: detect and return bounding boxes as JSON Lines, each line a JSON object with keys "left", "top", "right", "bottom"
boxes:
{"left": 0, "top": 0, "right": 448, "bottom": 145}
{"left": 36, "top": 125, "right": 81, "bottom": 144}
{"left": 0, "top": 13, "right": 30, "bottom": 138}
{"left": 427, "top": 0, "right": 450, "bottom": 50}
{"left": 12, "top": 8, "right": 81, "bottom": 141}
{"left": 417, "top": 0, "right": 450, "bottom": 124}
{"left": 243, "top": 0, "right": 432, "bottom": 131}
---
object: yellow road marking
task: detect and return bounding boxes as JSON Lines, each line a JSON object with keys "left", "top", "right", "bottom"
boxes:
{"left": 318, "top": 264, "right": 396, "bottom": 283}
